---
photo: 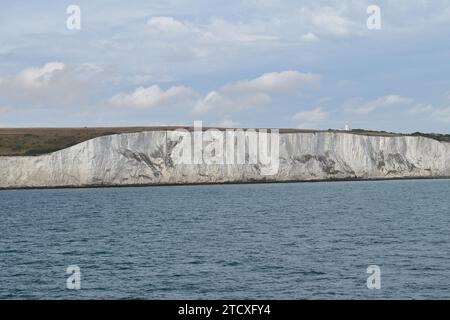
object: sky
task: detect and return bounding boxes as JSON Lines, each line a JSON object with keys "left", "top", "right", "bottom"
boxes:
{"left": 1, "top": 0, "right": 450, "bottom": 133}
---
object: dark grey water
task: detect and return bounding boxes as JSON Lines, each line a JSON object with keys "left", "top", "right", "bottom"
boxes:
{"left": 1, "top": 180, "right": 449, "bottom": 299}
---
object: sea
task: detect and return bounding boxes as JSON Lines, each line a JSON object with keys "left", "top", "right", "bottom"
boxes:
{"left": 1, "top": 179, "right": 449, "bottom": 299}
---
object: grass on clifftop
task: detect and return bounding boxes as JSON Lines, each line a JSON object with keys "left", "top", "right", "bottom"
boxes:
{"left": 0, "top": 127, "right": 164, "bottom": 156}
{"left": 0, "top": 127, "right": 449, "bottom": 156}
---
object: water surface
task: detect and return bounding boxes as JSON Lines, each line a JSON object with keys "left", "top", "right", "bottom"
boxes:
{"left": 1, "top": 180, "right": 449, "bottom": 299}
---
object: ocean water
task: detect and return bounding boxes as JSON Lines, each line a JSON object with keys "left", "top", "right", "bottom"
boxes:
{"left": 0, "top": 179, "right": 449, "bottom": 300}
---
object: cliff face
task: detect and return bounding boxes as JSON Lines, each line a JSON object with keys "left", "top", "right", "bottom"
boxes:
{"left": 1, "top": 130, "right": 450, "bottom": 188}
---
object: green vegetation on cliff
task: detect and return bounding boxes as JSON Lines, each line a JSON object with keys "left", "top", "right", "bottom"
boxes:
{"left": 0, "top": 127, "right": 449, "bottom": 157}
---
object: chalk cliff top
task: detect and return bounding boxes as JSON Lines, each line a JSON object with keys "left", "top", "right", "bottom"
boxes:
{"left": 0, "top": 126, "right": 449, "bottom": 157}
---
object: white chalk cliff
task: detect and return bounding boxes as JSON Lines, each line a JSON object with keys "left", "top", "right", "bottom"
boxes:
{"left": 1, "top": 130, "right": 450, "bottom": 188}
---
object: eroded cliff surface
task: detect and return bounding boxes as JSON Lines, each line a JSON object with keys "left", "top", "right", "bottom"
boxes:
{"left": 1, "top": 131, "right": 450, "bottom": 188}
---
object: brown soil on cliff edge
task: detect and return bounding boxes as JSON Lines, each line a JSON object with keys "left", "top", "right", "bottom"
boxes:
{"left": 0, "top": 127, "right": 448, "bottom": 156}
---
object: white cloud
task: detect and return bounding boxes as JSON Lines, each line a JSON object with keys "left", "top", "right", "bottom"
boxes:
{"left": 301, "top": 32, "right": 319, "bottom": 42}
{"left": 88, "top": 4, "right": 369, "bottom": 69}
{"left": 108, "top": 70, "right": 319, "bottom": 115}
{"left": 142, "top": 5, "right": 363, "bottom": 55}
{"left": 407, "top": 102, "right": 450, "bottom": 123}
{"left": 194, "top": 71, "right": 320, "bottom": 115}
{"left": 309, "top": 6, "right": 361, "bottom": 37}
{"left": 408, "top": 104, "right": 434, "bottom": 115}
{"left": 0, "top": 62, "right": 102, "bottom": 108}
{"left": 13, "top": 62, "right": 65, "bottom": 89}
{"left": 343, "top": 95, "right": 415, "bottom": 115}
{"left": 147, "top": 16, "right": 191, "bottom": 34}
{"left": 221, "top": 71, "right": 320, "bottom": 95}
{"left": 142, "top": 15, "right": 280, "bottom": 61}
{"left": 193, "top": 90, "right": 271, "bottom": 114}
{"left": 110, "top": 85, "right": 197, "bottom": 109}
{"left": 201, "top": 17, "right": 277, "bottom": 44}
{"left": 136, "top": 4, "right": 368, "bottom": 64}
{"left": 292, "top": 107, "right": 328, "bottom": 129}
